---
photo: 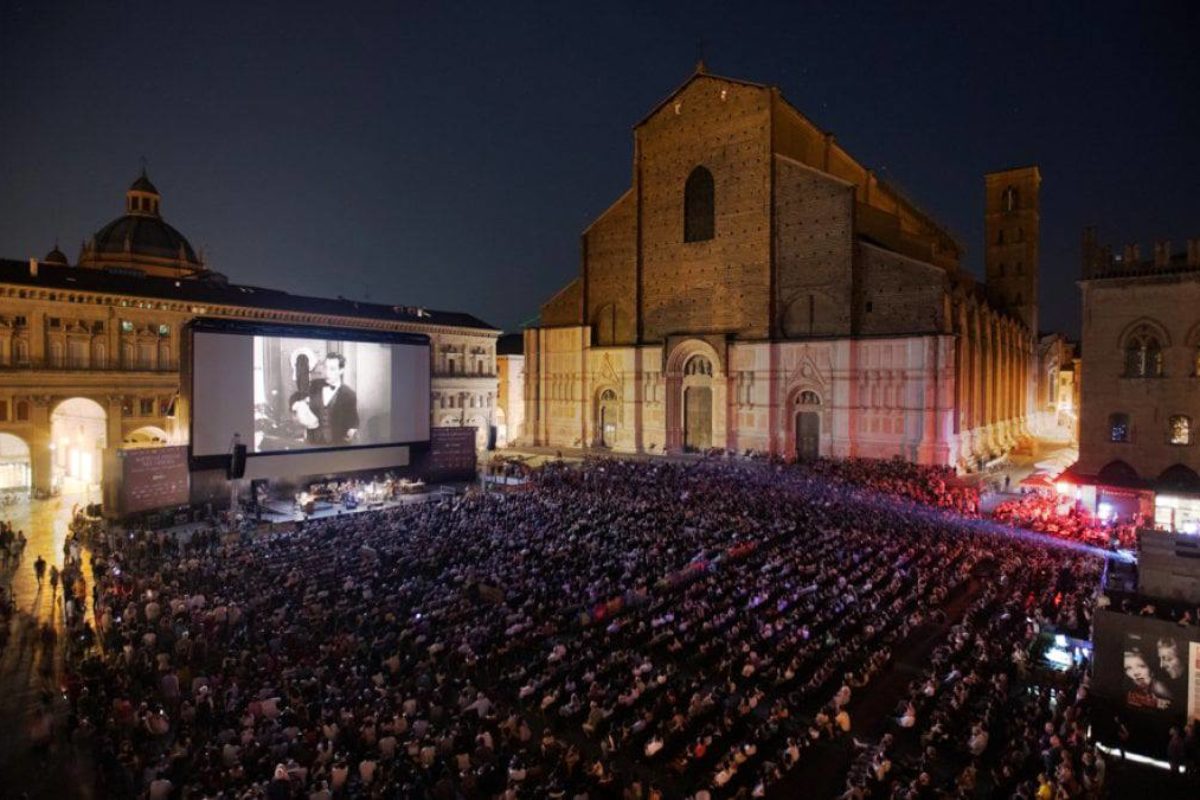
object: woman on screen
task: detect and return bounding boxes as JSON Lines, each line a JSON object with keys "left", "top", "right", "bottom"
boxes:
{"left": 1123, "top": 647, "right": 1172, "bottom": 710}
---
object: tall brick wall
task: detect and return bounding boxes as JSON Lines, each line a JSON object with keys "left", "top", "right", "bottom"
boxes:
{"left": 583, "top": 191, "right": 637, "bottom": 345}
{"left": 540, "top": 277, "right": 582, "bottom": 327}
{"left": 855, "top": 243, "right": 948, "bottom": 337}
{"left": 637, "top": 77, "right": 772, "bottom": 341}
{"left": 773, "top": 157, "right": 856, "bottom": 337}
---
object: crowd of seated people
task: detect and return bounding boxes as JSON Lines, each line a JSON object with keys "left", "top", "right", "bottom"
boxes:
{"left": 839, "top": 543, "right": 1103, "bottom": 798}
{"left": 791, "top": 458, "right": 980, "bottom": 515}
{"left": 60, "top": 457, "right": 1108, "bottom": 798}
{"left": 991, "top": 493, "right": 1139, "bottom": 550}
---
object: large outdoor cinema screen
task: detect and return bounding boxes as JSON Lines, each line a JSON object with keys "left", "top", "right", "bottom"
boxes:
{"left": 189, "top": 320, "right": 430, "bottom": 460}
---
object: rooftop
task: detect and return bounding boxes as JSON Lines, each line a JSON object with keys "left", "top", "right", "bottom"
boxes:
{"left": 0, "top": 258, "right": 498, "bottom": 332}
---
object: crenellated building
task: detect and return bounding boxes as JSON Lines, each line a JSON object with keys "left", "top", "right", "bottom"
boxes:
{"left": 0, "top": 174, "right": 499, "bottom": 498}
{"left": 1066, "top": 229, "right": 1200, "bottom": 531}
{"left": 523, "top": 65, "right": 1038, "bottom": 469}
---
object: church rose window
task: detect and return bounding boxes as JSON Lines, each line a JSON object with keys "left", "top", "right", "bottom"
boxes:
{"left": 684, "top": 166, "right": 714, "bottom": 243}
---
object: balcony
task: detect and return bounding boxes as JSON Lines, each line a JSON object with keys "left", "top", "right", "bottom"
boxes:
{"left": 0, "top": 359, "right": 180, "bottom": 373}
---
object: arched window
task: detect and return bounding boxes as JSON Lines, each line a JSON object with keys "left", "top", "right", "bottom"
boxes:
{"left": 1109, "top": 412, "right": 1130, "bottom": 443}
{"left": 797, "top": 390, "right": 820, "bottom": 406}
{"left": 683, "top": 166, "right": 714, "bottom": 243}
{"left": 684, "top": 355, "right": 713, "bottom": 376}
{"left": 1124, "top": 325, "right": 1164, "bottom": 378}
{"left": 1169, "top": 415, "right": 1192, "bottom": 446}
{"left": 600, "top": 388, "right": 617, "bottom": 402}
{"left": 1002, "top": 186, "right": 1019, "bottom": 212}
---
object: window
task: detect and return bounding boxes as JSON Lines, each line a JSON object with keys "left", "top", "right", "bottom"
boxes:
{"left": 1109, "top": 413, "right": 1130, "bottom": 443}
{"left": 798, "top": 390, "right": 820, "bottom": 406}
{"left": 0, "top": 400, "right": 7, "bottom": 421}
{"left": 865, "top": 301, "right": 873, "bottom": 313}
{"left": 48, "top": 317, "right": 61, "bottom": 328}
{"left": 120, "top": 319, "right": 134, "bottom": 333}
{"left": 996, "top": 230, "right": 1005, "bottom": 245}
{"left": 93, "top": 321, "right": 105, "bottom": 333}
{"left": 683, "top": 166, "right": 715, "bottom": 242}
{"left": 16, "top": 400, "right": 29, "bottom": 421}
{"left": 140, "top": 398, "right": 156, "bottom": 416}
{"left": 14, "top": 315, "right": 26, "bottom": 327}
{"left": 1123, "top": 325, "right": 1164, "bottom": 378}
{"left": 158, "top": 324, "right": 170, "bottom": 337}
{"left": 14, "top": 339, "right": 28, "bottom": 363}
{"left": 1170, "top": 415, "right": 1192, "bottom": 445}
{"left": 1002, "top": 185, "right": 1019, "bottom": 212}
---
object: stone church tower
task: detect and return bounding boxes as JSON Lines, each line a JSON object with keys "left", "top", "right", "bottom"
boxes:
{"left": 984, "top": 167, "right": 1040, "bottom": 336}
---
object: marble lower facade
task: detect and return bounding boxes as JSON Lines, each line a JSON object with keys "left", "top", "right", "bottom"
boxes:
{"left": 523, "top": 327, "right": 1031, "bottom": 470}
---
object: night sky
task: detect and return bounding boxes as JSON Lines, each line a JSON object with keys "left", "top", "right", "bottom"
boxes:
{"left": 1, "top": 1, "right": 1197, "bottom": 337}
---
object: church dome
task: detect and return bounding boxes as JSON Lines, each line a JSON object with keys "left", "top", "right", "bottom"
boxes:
{"left": 78, "top": 171, "right": 205, "bottom": 278}
{"left": 89, "top": 215, "right": 200, "bottom": 264}
{"left": 43, "top": 246, "right": 69, "bottom": 265}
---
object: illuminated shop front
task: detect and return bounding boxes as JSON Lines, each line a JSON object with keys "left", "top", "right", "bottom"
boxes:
{"left": 1153, "top": 494, "right": 1200, "bottom": 534}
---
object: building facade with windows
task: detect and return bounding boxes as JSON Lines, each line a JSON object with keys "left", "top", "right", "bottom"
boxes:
{"left": 1067, "top": 230, "right": 1200, "bottom": 531}
{"left": 523, "top": 66, "right": 1039, "bottom": 468}
{"left": 0, "top": 173, "right": 499, "bottom": 498}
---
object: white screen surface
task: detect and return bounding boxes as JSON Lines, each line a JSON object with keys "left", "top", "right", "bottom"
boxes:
{"left": 191, "top": 329, "right": 430, "bottom": 458}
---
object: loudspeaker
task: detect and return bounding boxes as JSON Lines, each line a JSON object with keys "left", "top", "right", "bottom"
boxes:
{"left": 228, "top": 443, "right": 247, "bottom": 480}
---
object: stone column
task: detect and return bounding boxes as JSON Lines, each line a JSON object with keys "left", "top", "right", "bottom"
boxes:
{"left": 29, "top": 395, "right": 53, "bottom": 495}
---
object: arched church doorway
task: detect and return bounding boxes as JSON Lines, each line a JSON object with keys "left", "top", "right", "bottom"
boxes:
{"left": 51, "top": 397, "right": 107, "bottom": 495}
{"left": 683, "top": 355, "right": 714, "bottom": 451}
{"left": 597, "top": 388, "right": 620, "bottom": 448}
{"left": 0, "top": 433, "right": 31, "bottom": 495}
{"left": 794, "top": 390, "right": 821, "bottom": 460}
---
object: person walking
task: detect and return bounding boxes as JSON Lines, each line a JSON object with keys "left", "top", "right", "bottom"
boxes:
{"left": 34, "top": 554, "right": 46, "bottom": 585}
{"left": 1167, "top": 727, "right": 1185, "bottom": 776}
{"left": 49, "top": 565, "right": 59, "bottom": 597}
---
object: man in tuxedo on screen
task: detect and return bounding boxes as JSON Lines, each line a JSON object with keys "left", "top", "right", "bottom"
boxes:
{"left": 292, "top": 352, "right": 359, "bottom": 446}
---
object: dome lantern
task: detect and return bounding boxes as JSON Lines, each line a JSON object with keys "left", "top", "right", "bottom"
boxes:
{"left": 126, "top": 169, "right": 161, "bottom": 217}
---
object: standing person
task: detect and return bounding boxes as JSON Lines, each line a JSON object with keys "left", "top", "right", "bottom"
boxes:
{"left": 1167, "top": 727, "right": 1185, "bottom": 775}
{"left": 34, "top": 554, "right": 46, "bottom": 585}
{"left": 49, "top": 565, "right": 59, "bottom": 597}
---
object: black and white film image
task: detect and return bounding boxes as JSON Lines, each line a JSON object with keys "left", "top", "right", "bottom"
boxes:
{"left": 1121, "top": 631, "right": 1187, "bottom": 712}
{"left": 252, "top": 336, "right": 392, "bottom": 452}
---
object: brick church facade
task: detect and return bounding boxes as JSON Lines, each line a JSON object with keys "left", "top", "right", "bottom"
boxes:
{"left": 523, "top": 66, "right": 1038, "bottom": 469}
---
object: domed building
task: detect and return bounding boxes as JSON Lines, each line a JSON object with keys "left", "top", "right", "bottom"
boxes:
{"left": 77, "top": 171, "right": 207, "bottom": 279}
{"left": 0, "top": 170, "right": 501, "bottom": 506}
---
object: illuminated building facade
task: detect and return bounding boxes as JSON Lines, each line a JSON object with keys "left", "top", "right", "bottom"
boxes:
{"left": 524, "top": 67, "right": 1039, "bottom": 469}
{"left": 1066, "top": 231, "right": 1200, "bottom": 532}
{"left": 0, "top": 174, "right": 499, "bottom": 499}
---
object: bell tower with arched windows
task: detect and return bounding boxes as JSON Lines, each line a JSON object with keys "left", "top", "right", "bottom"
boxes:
{"left": 984, "top": 166, "right": 1040, "bottom": 335}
